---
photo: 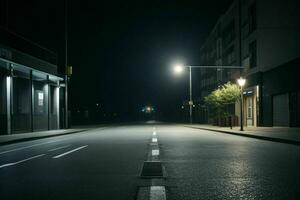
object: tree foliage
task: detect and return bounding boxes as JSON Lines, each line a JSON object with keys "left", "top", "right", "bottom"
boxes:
{"left": 204, "top": 82, "right": 240, "bottom": 109}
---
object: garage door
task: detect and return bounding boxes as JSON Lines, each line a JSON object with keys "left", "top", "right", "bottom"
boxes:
{"left": 273, "top": 93, "right": 289, "bottom": 126}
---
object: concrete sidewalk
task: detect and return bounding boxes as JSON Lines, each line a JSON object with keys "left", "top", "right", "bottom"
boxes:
{"left": 184, "top": 124, "right": 300, "bottom": 145}
{"left": 0, "top": 129, "right": 89, "bottom": 145}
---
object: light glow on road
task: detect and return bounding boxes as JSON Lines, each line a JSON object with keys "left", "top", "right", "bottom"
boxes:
{"left": 152, "top": 138, "right": 158, "bottom": 143}
{"left": 153, "top": 131, "right": 156, "bottom": 136}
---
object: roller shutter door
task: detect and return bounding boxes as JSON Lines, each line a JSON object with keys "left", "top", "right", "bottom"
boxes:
{"left": 273, "top": 93, "right": 289, "bottom": 126}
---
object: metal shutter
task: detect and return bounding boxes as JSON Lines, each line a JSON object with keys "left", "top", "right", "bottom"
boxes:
{"left": 273, "top": 93, "right": 289, "bottom": 126}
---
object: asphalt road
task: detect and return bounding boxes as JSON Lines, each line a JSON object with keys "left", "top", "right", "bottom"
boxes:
{"left": 0, "top": 124, "right": 299, "bottom": 200}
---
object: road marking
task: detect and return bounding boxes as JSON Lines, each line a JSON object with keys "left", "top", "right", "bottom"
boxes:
{"left": 153, "top": 127, "right": 156, "bottom": 130}
{"left": 153, "top": 131, "right": 156, "bottom": 136}
{"left": 150, "top": 186, "right": 166, "bottom": 200}
{"left": 48, "top": 145, "right": 71, "bottom": 152}
{"left": 0, "top": 140, "right": 62, "bottom": 155}
{"left": 0, "top": 154, "right": 45, "bottom": 169}
{"left": 152, "top": 138, "right": 158, "bottom": 143}
{"left": 52, "top": 145, "right": 88, "bottom": 159}
{"left": 152, "top": 149, "right": 159, "bottom": 156}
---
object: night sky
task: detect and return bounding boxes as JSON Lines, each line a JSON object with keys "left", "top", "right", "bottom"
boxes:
{"left": 4, "top": 0, "right": 233, "bottom": 121}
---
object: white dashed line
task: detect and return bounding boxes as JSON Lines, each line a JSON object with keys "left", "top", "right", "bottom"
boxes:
{"left": 52, "top": 145, "right": 88, "bottom": 159}
{"left": 153, "top": 131, "right": 156, "bottom": 136}
{"left": 152, "top": 149, "right": 159, "bottom": 156}
{"left": 152, "top": 138, "right": 158, "bottom": 143}
{"left": 0, "top": 154, "right": 45, "bottom": 169}
{"left": 150, "top": 186, "right": 166, "bottom": 200}
{"left": 0, "top": 140, "right": 62, "bottom": 155}
{"left": 48, "top": 145, "right": 71, "bottom": 152}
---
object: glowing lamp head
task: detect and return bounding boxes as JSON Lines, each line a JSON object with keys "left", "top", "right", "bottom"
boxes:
{"left": 173, "top": 65, "right": 184, "bottom": 74}
{"left": 237, "top": 77, "right": 246, "bottom": 87}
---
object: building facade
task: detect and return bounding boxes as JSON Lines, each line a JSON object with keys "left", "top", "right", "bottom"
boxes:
{"left": 0, "top": 28, "right": 66, "bottom": 134}
{"left": 198, "top": 0, "right": 300, "bottom": 127}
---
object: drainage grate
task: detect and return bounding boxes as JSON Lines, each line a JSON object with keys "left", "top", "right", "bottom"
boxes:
{"left": 140, "top": 161, "right": 164, "bottom": 178}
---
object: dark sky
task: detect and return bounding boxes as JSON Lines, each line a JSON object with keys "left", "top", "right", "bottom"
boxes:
{"left": 4, "top": 0, "right": 233, "bottom": 120}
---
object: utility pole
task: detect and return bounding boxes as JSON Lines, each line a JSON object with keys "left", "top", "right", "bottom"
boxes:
{"left": 65, "top": 0, "right": 69, "bottom": 129}
{"left": 189, "top": 66, "right": 193, "bottom": 124}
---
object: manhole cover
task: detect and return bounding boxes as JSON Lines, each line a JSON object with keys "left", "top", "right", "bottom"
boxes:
{"left": 140, "top": 161, "right": 163, "bottom": 178}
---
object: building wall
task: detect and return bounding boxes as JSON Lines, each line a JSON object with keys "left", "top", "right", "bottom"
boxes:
{"left": 12, "top": 76, "right": 31, "bottom": 133}
{"left": 33, "top": 80, "right": 49, "bottom": 131}
{"left": 258, "top": 0, "right": 300, "bottom": 72}
{"left": 0, "top": 68, "right": 7, "bottom": 133}
{"left": 262, "top": 58, "right": 300, "bottom": 126}
{"left": 199, "top": 0, "right": 300, "bottom": 127}
{"left": 0, "top": 58, "right": 62, "bottom": 134}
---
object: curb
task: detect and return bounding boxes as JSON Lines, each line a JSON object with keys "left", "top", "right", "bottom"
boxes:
{"left": 0, "top": 129, "right": 89, "bottom": 146}
{"left": 184, "top": 126, "right": 300, "bottom": 146}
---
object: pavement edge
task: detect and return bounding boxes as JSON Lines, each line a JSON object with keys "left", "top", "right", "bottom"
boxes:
{"left": 0, "top": 129, "right": 89, "bottom": 146}
{"left": 184, "top": 125, "right": 300, "bottom": 146}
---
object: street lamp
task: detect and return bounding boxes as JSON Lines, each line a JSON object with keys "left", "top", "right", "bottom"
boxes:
{"left": 173, "top": 65, "right": 193, "bottom": 124}
{"left": 237, "top": 77, "right": 246, "bottom": 131}
{"left": 173, "top": 64, "right": 184, "bottom": 74}
{"left": 172, "top": 64, "right": 245, "bottom": 124}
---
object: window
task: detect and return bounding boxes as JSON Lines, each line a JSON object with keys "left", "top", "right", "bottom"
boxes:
{"left": 247, "top": 97, "right": 253, "bottom": 118}
{"left": 224, "top": 45, "right": 235, "bottom": 65}
{"left": 223, "top": 20, "right": 235, "bottom": 47}
{"left": 249, "top": 2, "right": 257, "bottom": 33}
{"left": 249, "top": 40, "right": 257, "bottom": 68}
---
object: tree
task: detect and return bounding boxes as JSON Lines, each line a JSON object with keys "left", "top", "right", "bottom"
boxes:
{"left": 204, "top": 82, "right": 240, "bottom": 123}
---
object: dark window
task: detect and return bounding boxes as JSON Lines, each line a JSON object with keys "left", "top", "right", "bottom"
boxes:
{"left": 249, "top": 40, "right": 257, "bottom": 68}
{"left": 223, "top": 20, "right": 235, "bottom": 47}
{"left": 249, "top": 2, "right": 257, "bottom": 33}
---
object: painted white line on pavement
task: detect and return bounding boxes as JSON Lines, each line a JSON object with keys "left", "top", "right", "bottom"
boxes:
{"left": 48, "top": 145, "right": 71, "bottom": 152}
{"left": 0, "top": 140, "right": 63, "bottom": 155}
{"left": 153, "top": 127, "right": 156, "bottom": 130}
{"left": 0, "top": 154, "right": 45, "bottom": 169}
{"left": 52, "top": 145, "right": 88, "bottom": 159}
{"left": 152, "top": 149, "right": 159, "bottom": 156}
{"left": 153, "top": 131, "right": 156, "bottom": 136}
{"left": 150, "top": 186, "right": 166, "bottom": 200}
{"left": 152, "top": 138, "right": 158, "bottom": 143}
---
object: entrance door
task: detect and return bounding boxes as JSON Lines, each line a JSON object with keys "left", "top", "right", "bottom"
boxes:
{"left": 246, "top": 96, "right": 253, "bottom": 126}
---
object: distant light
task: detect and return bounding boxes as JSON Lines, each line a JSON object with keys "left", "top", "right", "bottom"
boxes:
{"left": 181, "top": 106, "right": 184, "bottom": 109}
{"left": 173, "top": 65, "right": 184, "bottom": 74}
{"left": 96, "top": 103, "right": 100, "bottom": 107}
{"left": 237, "top": 77, "right": 246, "bottom": 87}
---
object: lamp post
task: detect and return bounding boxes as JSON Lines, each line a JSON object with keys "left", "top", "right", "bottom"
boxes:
{"left": 188, "top": 66, "right": 192, "bottom": 124}
{"left": 237, "top": 77, "right": 246, "bottom": 131}
{"left": 173, "top": 65, "right": 193, "bottom": 124}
